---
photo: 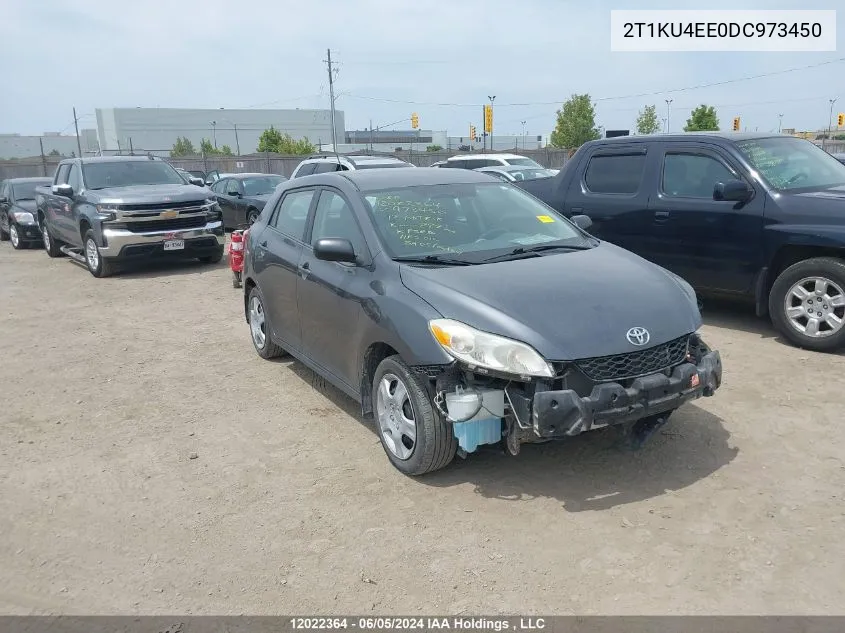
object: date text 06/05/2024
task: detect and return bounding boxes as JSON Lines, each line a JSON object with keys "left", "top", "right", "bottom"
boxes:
{"left": 289, "top": 617, "right": 547, "bottom": 631}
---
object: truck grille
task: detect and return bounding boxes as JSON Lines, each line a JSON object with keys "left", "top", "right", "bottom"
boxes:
{"left": 119, "top": 200, "right": 206, "bottom": 212}
{"left": 124, "top": 216, "right": 206, "bottom": 233}
{"left": 574, "top": 335, "right": 690, "bottom": 383}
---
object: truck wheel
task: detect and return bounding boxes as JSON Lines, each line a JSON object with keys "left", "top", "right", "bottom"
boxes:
{"left": 199, "top": 249, "right": 223, "bottom": 264}
{"left": 372, "top": 355, "right": 457, "bottom": 476}
{"left": 769, "top": 257, "right": 845, "bottom": 352}
{"left": 246, "top": 209, "right": 259, "bottom": 225}
{"left": 247, "top": 286, "right": 286, "bottom": 359}
{"left": 0, "top": 222, "right": 8, "bottom": 241}
{"left": 42, "top": 222, "right": 64, "bottom": 258}
{"left": 83, "top": 229, "right": 113, "bottom": 278}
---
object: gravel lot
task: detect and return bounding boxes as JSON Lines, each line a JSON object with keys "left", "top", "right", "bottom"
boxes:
{"left": 1, "top": 241, "right": 844, "bottom": 616}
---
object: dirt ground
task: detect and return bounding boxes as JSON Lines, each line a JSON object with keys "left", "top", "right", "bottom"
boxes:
{"left": 1, "top": 241, "right": 844, "bottom": 616}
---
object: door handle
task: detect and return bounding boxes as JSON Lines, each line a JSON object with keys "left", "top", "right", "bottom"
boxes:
{"left": 259, "top": 240, "right": 268, "bottom": 247}
{"left": 299, "top": 261, "right": 310, "bottom": 278}
{"left": 654, "top": 210, "right": 671, "bottom": 222}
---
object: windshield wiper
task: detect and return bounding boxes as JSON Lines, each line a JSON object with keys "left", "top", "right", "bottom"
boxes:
{"left": 392, "top": 254, "right": 476, "bottom": 266}
{"left": 483, "top": 243, "right": 592, "bottom": 263}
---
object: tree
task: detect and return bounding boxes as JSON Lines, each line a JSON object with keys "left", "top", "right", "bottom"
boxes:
{"left": 549, "top": 94, "right": 601, "bottom": 149}
{"left": 257, "top": 126, "right": 315, "bottom": 155}
{"left": 684, "top": 105, "right": 720, "bottom": 132}
{"left": 200, "top": 138, "right": 217, "bottom": 155}
{"left": 426, "top": 144, "right": 443, "bottom": 152}
{"left": 48, "top": 149, "right": 60, "bottom": 156}
{"left": 636, "top": 104, "right": 661, "bottom": 135}
{"left": 170, "top": 136, "right": 196, "bottom": 157}
{"left": 219, "top": 144, "right": 233, "bottom": 156}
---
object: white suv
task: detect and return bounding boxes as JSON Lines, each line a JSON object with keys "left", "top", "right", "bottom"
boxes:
{"left": 291, "top": 154, "right": 414, "bottom": 178}
{"left": 441, "top": 153, "right": 544, "bottom": 170}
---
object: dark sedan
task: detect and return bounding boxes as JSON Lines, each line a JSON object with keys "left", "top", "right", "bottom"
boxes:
{"left": 210, "top": 173, "right": 286, "bottom": 229}
{"left": 241, "top": 168, "right": 722, "bottom": 476}
{"left": 833, "top": 153, "right": 845, "bottom": 165}
{"left": 0, "top": 177, "right": 53, "bottom": 249}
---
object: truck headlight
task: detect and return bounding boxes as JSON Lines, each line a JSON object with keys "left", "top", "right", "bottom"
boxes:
{"left": 429, "top": 319, "right": 554, "bottom": 378}
{"left": 11, "top": 211, "right": 36, "bottom": 225}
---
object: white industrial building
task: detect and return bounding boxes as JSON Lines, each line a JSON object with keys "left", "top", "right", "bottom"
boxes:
{"left": 94, "top": 107, "right": 345, "bottom": 155}
{"left": 0, "top": 130, "right": 99, "bottom": 159}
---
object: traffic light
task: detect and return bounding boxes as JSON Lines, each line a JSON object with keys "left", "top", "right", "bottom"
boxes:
{"left": 469, "top": 124, "right": 476, "bottom": 141}
{"left": 410, "top": 113, "right": 419, "bottom": 129}
{"left": 732, "top": 116, "right": 741, "bottom": 131}
{"left": 838, "top": 113, "right": 844, "bottom": 127}
{"left": 484, "top": 105, "right": 493, "bottom": 133}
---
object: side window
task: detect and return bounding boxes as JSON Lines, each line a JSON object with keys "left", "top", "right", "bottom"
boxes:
{"left": 584, "top": 153, "right": 646, "bottom": 194}
{"left": 226, "top": 179, "right": 241, "bottom": 195}
{"left": 271, "top": 189, "right": 314, "bottom": 240}
{"left": 662, "top": 153, "right": 737, "bottom": 198}
{"left": 211, "top": 179, "right": 226, "bottom": 194}
{"left": 67, "top": 164, "right": 82, "bottom": 192}
{"left": 311, "top": 190, "right": 366, "bottom": 257}
{"left": 55, "top": 164, "right": 71, "bottom": 185}
{"left": 314, "top": 162, "right": 341, "bottom": 174}
{"left": 295, "top": 163, "right": 317, "bottom": 177}
{"left": 445, "top": 160, "right": 466, "bottom": 169}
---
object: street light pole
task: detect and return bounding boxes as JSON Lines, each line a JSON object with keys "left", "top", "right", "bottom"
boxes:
{"left": 487, "top": 95, "right": 496, "bottom": 151}
{"left": 778, "top": 113, "right": 784, "bottom": 134}
{"left": 521, "top": 120, "right": 526, "bottom": 149}
{"left": 827, "top": 98, "right": 837, "bottom": 149}
{"left": 210, "top": 120, "right": 217, "bottom": 148}
{"left": 665, "top": 99, "right": 673, "bottom": 134}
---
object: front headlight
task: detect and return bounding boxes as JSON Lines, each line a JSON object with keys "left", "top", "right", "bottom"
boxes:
{"left": 429, "top": 319, "right": 554, "bottom": 378}
{"left": 11, "top": 211, "right": 36, "bottom": 225}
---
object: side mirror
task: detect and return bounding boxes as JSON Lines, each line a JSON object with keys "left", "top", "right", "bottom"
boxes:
{"left": 0, "top": 196, "right": 8, "bottom": 205}
{"left": 189, "top": 177, "right": 205, "bottom": 186}
{"left": 231, "top": 191, "right": 242, "bottom": 198}
{"left": 570, "top": 214, "right": 593, "bottom": 231}
{"left": 313, "top": 238, "right": 356, "bottom": 263}
{"left": 53, "top": 184, "right": 73, "bottom": 198}
{"left": 713, "top": 180, "right": 752, "bottom": 202}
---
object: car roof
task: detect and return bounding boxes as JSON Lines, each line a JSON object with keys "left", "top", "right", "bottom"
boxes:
{"left": 337, "top": 166, "right": 493, "bottom": 189}
{"left": 73, "top": 155, "right": 167, "bottom": 164}
{"left": 477, "top": 165, "right": 546, "bottom": 172}
{"left": 4, "top": 176, "right": 53, "bottom": 183}
{"left": 227, "top": 172, "right": 283, "bottom": 179}
{"left": 446, "top": 153, "right": 529, "bottom": 161}
{"left": 588, "top": 132, "right": 787, "bottom": 146}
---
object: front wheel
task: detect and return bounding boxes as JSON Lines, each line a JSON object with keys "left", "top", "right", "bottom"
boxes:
{"left": 247, "top": 286, "right": 286, "bottom": 359}
{"left": 246, "top": 209, "right": 259, "bottom": 225}
{"left": 372, "top": 355, "right": 457, "bottom": 476}
{"left": 769, "top": 257, "right": 845, "bottom": 352}
{"left": 83, "top": 229, "right": 113, "bottom": 278}
{"left": 10, "top": 225, "right": 27, "bottom": 250}
{"left": 0, "top": 221, "right": 8, "bottom": 242}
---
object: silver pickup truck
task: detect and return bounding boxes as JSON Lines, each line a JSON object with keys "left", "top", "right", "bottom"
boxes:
{"left": 35, "top": 155, "right": 225, "bottom": 277}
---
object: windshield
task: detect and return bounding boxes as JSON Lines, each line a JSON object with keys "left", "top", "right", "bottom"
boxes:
{"left": 242, "top": 175, "right": 284, "bottom": 195}
{"left": 354, "top": 162, "right": 413, "bottom": 170}
{"left": 82, "top": 161, "right": 186, "bottom": 190}
{"left": 735, "top": 137, "right": 845, "bottom": 191}
{"left": 12, "top": 181, "right": 49, "bottom": 200}
{"left": 504, "top": 157, "right": 543, "bottom": 168}
{"left": 504, "top": 168, "right": 556, "bottom": 181}
{"left": 362, "top": 182, "right": 589, "bottom": 260}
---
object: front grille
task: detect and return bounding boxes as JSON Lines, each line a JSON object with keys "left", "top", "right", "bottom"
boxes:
{"left": 124, "top": 216, "right": 206, "bottom": 233}
{"left": 118, "top": 200, "right": 206, "bottom": 212}
{"left": 574, "top": 335, "right": 690, "bottom": 383}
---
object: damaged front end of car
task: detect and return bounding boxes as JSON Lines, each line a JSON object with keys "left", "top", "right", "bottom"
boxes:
{"left": 415, "top": 323, "right": 723, "bottom": 458}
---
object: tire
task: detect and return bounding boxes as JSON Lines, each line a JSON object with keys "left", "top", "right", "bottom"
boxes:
{"left": 9, "top": 224, "right": 27, "bottom": 250}
{"left": 372, "top": 355, "right": 457, "bottom": 476}
{"left": 41, "top": 220, "right": 64, "bottom": 258}
{"left": 0, "top": 221, "right": 8, "bottom": 241}
{"left": 199, "top": 248, "right": 224, "bottom": 264}
{"left": 246, "top": 208, "right": 259, "bottom": 226}
{"left": 83, "top": 229, "right": 114, "bottom": 278}
{"left": 769, "top": 257, "right": 845, "bottom": 352}
{"left": 247, "top": 286, "right": 285, "bottom": 359}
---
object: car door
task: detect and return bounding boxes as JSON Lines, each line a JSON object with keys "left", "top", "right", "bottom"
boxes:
{"left": 253, "top": 188, "right": 316, "bottom": 352}
{"left": 48, "top": 164, "right": 72, "bottom": 240}
{"left": 647, "top": 144, "right": 765, "bottom": 293}
{"left": 297, "top": 188, "right": 373, "bottom": 388}
{"left": 214, "top": 179, "right": 238, "bottom": 228}
{"left": 65, "top": 163, "right": 86, "bottom": 246}
{"left": 0, "top": 181, "right": 9, "bottom": 233}
{"left": 561, "top": 144, "right": 656, "bottom": 255}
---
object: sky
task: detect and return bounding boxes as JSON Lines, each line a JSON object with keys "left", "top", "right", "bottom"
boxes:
{"left": 2, "top": 0, "right": 843, "bottom": 140}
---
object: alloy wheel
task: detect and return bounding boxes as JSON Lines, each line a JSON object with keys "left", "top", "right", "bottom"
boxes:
{"left": 376, "top": 373, "right": 417, "bottom": 460}
{"left": 85, "top": 238, "right": 100, "bottom": 272}
{"left": 9, "top": 225, "right": 19, "bottom": 248}
{"left": 249, "top": 295, "right": 266, "bottom": 349}
{"left": 784, "top": 276, "right": 845, "bottom": 338}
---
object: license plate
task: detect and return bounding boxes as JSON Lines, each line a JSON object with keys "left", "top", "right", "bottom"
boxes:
{"left": 163, "top": 240, "right": 185, "bottom": 251}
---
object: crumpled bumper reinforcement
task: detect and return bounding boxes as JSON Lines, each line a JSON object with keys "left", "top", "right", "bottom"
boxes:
{"left": 532, "top": 351, "right": 722, "bottom": 438}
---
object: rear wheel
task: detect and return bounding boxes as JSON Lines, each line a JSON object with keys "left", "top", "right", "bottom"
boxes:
{"left": 769, "top": 257, "right": 845, "bottom": 352}
{"left": 372, "top": 355, "right": 457, "bottom": 476}
{"left": 41, "top": 221, "right": 64, "bottom": 258}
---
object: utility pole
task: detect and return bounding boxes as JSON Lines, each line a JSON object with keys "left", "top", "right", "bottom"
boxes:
{"left": 325, "top": 48, "right": 339, "bottom": 153}
{"left": 210, "top": 120, "right": 217, "bottom": 148}
{"left": 778, "top": 113, "right": 784, "bottom": 134}
{"left": 370, "top": 119, "right": 374, "bottom": 152}
{"left": 665, "top": 99, "right": 673, "bottom": 134}
{"left": 72, "top": 107, "right": 82, "bottom": 157}
{"left": 521, "top": 120, "right": 527, "bottom": 150}
{"left": 39, "top": 138, "right": 47, "bottom": 176}
{"left": 233, "top": 123, "right": 240, "bottom": 155}
{"left": 827, "top": 98, "right": 837, "bottom": 149}
{"left": 129, "top": 137, "right": 134, "bottom": 155}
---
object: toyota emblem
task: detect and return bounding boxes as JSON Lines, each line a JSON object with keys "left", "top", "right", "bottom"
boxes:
{"left": 626, "top": 327, "right": 650, "bottom": 346}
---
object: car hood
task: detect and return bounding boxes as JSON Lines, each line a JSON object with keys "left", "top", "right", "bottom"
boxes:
{"left": 792, "top": 184, "right": 845, "bottom": 200}
{"left": 12, "top": 200, "right": 37, "bottom": 213}
{"left": 89, "top": 184, "right": 210, "bottom": 205}
{"left": 398, "top": 242, "right": 701, "bottom": 360}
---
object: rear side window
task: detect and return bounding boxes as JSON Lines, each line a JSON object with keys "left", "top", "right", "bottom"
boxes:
{"left": 271, "top": 189, "right": 314, "bottom": 240}
{"left": 584, "top": 154, "right": 646, "bottom": 194}
{"left": 67, "top": 164, "right": 82, "bottom": 192}
{"left": 314, "top": 162, "right": 342, "bottom": 173}
{"left": 444, "top": 160, "right": 467, "bottom": 169}
{"left": 295, "top": 163, "right": 317, "bottom": 177}
{"left": 55, "top": 164, "right": 71, "bottom": 185}
{"left": 463, "top": 159, "right": 498, "bottom": 169}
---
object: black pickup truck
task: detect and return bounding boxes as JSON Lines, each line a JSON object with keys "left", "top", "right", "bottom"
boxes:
{"left": 514, "top": 133, "right": 845, "bottom": 352}
{"left": 35, "top": 155, "right": 224, "bottom": 277}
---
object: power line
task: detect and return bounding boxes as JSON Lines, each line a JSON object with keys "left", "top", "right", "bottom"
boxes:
{"left": 341, "top": 56, "right": 845, "bottom": 108}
